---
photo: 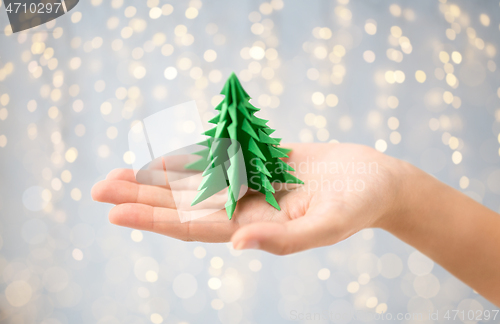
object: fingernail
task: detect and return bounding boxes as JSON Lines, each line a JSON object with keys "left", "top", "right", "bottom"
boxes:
{"left": 234, "top": 240, "right": 260, "bottom": 250}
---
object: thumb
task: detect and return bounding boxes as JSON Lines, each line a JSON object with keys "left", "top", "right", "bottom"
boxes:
{"left": 231, "top": 204, "right": 342, "bottom": 255}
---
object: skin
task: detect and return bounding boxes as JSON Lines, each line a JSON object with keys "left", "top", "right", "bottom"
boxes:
{"left": 92, "top": 143, "right": 500, "bottom": 306}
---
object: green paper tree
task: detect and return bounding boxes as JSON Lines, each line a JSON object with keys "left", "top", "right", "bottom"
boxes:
{"left": 185, "top": 72, "right": 303, "bottom": 220}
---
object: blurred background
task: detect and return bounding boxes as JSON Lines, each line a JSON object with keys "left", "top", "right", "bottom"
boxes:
{"left": 0, "top": 0, "right": 500, "bottom": 323}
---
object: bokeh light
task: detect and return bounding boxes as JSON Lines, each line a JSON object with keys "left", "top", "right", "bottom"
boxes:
{"left": 0, "top": 1, "right": 498, "bottom": 322}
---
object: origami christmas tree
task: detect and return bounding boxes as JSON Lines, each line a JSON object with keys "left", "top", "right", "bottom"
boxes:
{"left": 186, "top": 73, "right": 303, "bottom": 220}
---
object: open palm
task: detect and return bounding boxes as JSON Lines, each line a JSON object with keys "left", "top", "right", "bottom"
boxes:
{"left": 92, "top": 143, "right": 402, "bottom": 255}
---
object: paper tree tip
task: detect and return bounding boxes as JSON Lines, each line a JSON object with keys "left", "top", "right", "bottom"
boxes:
{"left": 227, "top": 71, "right": 243, "bottom": 87}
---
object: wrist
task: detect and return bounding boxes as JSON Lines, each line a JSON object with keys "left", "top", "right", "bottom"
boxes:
{"left": 374, "top": 158, "right": 424, "bottom": 233}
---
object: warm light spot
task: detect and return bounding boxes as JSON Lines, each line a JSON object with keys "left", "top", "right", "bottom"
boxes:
{"left": 164, "top": 67, "right": 178, "bottom": 80}
{"left": 124, "top": 6, "right": 136, "bottom": 18}
{"left": 390, "top": 26, "right": 402, "bottom": 38}
{"left": 451, "top": 51, "right": 462, "bottom": 64}
{"left": 387, "top": 96, "right": 399, "bottom": 109}
{"left": 65, "top": 148, "right": 78, "bottom": 163}
{"left": 446, "top": 29, "right": 456, "bottom": 40}
{"left": 208, "top": 277, "right": 222, "bottom": 290}
{"left": 0, "top": 135, "right": 8, "bottom": 148}
{"left": 339, "top": 116, "right": 352, "bottom": 131}
{"left": 448, "top": 136, "right": 459, "bottom": 150}
{"left": 305, "top": 113, "right": 315, "bottom": 126}
{"left": 71, "top": 12, "right": 82, "bottom": 23}
{"left": 318, "top": 27, "right": 332, "bottom": 39}
{"left": 439, "top": 51, "right": 450, "bottom": 63}
{"left": 107, "top": 17, "right": 119, "bottom": 30}
{"left": 149, "top": 7, "right": 162, "bottom": 19}
{"left": 259, "top": 2, "right": 273, "bottom": 15}
{"left": 211, "top": 299, "right": 224, "bottom": 310}
{"left": 204, "top": 49, "right": 217, "bottom": 62}
{"left": 0, "top": 94, "right": 10, "bottom": 106}
{"left": 162, "top": 4, "right": 173, "bottom": 16}
{"left": 72, "top": 248, "right": 83, "bottom": 261}
{"left": 48, "top": 106, "right": 59, "bottom": 119}
{"left": 415, "top": 70, "right": 426, "bottom": 83}
{"left": 193, "top": 246, "right": 206, "bottom": 258}
{"left": 145, "top": 271, "right": 158, "bottom": 282}
{"left": 107, "top": 126, "right": 118, "bottom": 139}
{"left": 314, "top": 46, "right": 328, "bottom": 59}
{"left": 211, "top": 256, "right": 224, "bottom": 269}
{"left": 364, "top": 20, "right": 377, "bottom": 35}
{"left": 385, "top": 71, "right": 395, "bottom": 84}
{"left": 317, "top": 268, "right": 330, "bottom": 280}
{"left": 249, "top": 259, "right": 262, "bottom": 272}
{"left": 5, "top": 281, "right": 32, "bottom": 307}
{"left": 185, "top": 7, "right": 199, "bottom": 19}
{"left": 27, "top": 100, "right": 37, "bottom": 112}
{"left": 123, "top": 151, "right": 136, "bottom": 164}
{"left": 466, "top": 28, "right": 476, "bottom": 39}
{"left": 333, "top": 45, "right": 346, "bottom": 58}
{"left": 121, "top": 26, "right": 133, "bottom": 38}
{"left": 100, "top": 102, "right": 112, "bottom": 115}
{"left": 443, "top": 91, "right": 454, "bottom": 104}
{"left": 347, "top": 281, "right": 360, "bottom": 293}
{"left": 69, "top": 57, "right": 81, "bottom": 70}
{"left": 394, "top": 70, "right": 405, "bottom": 83}
{"left": 390, "top": 131, "right": 401, "bottom": 144}
{"left": 363, "top": 50, "right": 375, "bottom": 63}
{"left": 358, "top": 273, "right": 370, "bottom": 284}
{"left": 375, "top": 139, "right": 387, "bottom": 152}
{"left": 133, "top": 66, "right": 146, "bottom": 79}
{"left": 0, "top": 108, "right": 7, "bottom": 121}
{"left": 269, "top": 81, "right": 283, "bottom": 95}
{"left": 376, "top": 303, "right": 388, "bottom": 314}
{"left": 446, "top": 73, "right": 457, "bottom": 87}
{"left": 161, "top": 44, "right": 174, "bottom": 56}
{"left": 265, "top": 48, "right": 278, "bottom": 60}
{"left": 480, "top": 14, "right": 490, "bottom": 26}
{"left": 4, "top": 24, "right": 13, "bottom": 36}
{"left": 131, "top": 230, "right": 143, "bottom": 242}
{"left": 428, "top": 118, "right": 439, "bottom": 131}
{"left": 366, "top": 297, "right": 378, "bottom": 308}
{"left": 61, "top": 170, "right": 72, "bottom": 183}
{"left": 150, "top": 313, "right": 163, "bottom": 324}
{"left": 249, "top": 46, "right": 265, "bottom": 60}
{"left": 443, "top": 63, "right": 454, "bottom": 74}
{"left": 71, "top": 188, "right": 82, "bottom": 201}
{"left": 452, "top": 151, "right": 462, "bottom": 164}
{"left": 312, "top": 92, "right": 325, "bottom": 105}
{"left": 459, "top": 176, "right": 469, "bottom": 189}
{"left": 211, "top": 95, "right": 223, "bottom": 107}
{"left": 251, "top": 23, "right": 265, "bottom": 35}
{"left": 452, "top": 97, "right": 462, "bottom": 109}
{"left": 389, "top": 4, "right": 401, "bottom": 16}
{"left": 326, "top": 94, "right": 338, "bottom": 107}
{"left": 388, "top": 117, "right": 399, "bottom": 130}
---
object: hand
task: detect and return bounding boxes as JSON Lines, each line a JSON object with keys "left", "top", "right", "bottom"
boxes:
{"left": 91, "top": 143, "right": 406, "bottom": 255}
